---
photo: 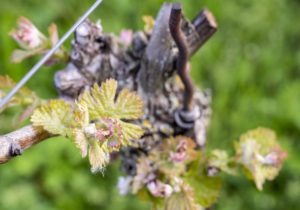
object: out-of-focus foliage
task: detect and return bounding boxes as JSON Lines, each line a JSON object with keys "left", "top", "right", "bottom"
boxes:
{"left": 0, "top": 75, "right": 39, "bottom": 112}
{"left": 0, "top": 75, "right": 41, "bottom": 125}
{"left": 119, "top": 136, "right": 223, "bottom": 208}
{"left": 0, "top": 0, "right": 299, "bottom": 210}
{"left": 10, "top": 16, "right": 68, "bottom": 65}
{"left": 117, "top": 128, "right": 286, "bottom": 209}
{"left": 235, "top": 128, "right": 287, "bottom": 191}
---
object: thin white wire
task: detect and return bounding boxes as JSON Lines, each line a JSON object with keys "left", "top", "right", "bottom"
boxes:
{"left": 0, "top": 0, "right": 103, "bottom": 109}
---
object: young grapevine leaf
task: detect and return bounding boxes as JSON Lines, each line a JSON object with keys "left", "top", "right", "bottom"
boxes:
{"left": 185, "top": 172, "right": 222, "bottom": 208}
{"left": 142, "top": 15, "right": 155, "bottom": 33}
{"left": 208, "top": 150, "right": 237, "bottom": 175}
{"left": 235, "top": 127, "right": 287, "bottom": 190}
{"left": 88, "top": 140, "right": 110, "bottom": 172}
{"left": 119, "top": 121, "right": 145, "bottom": 145}
{"left": 0, "top": 75, "right": 40, "bottom": 118}
{"left": 78, "top": 79, "right": 144, "bottom": 120}
{"left": 164, "top": 191, "right": 199, "bottom": 210}
{"left": 31, "top": 79, "right": 144, "bottom": 173}
{"left": 31, "top": 100, "right": 74, "bottom": 136}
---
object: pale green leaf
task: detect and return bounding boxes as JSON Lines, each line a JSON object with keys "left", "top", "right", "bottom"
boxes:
{"left": 164, "top": 191, "right": 199, "bottom": 210}
{"left": 88, "top": 141, "right": 110, "bottom": 173}
{"left": 79, "top": 79, "right": 144, "bottom": 120}
{"left": 31, "top": 100, "right": 73, "bottom": 136}
{"left": 71, "top": 129, "right": 89, "bottom": 158}
{"left": 235, "top": 127, "right": 287, "bottom": 190}
{"left": 185, "top": 174, "right": 222, "bottom": 208}
{"left": 74, "top": 102, "right": 89, "bottom": 127}
{"left": 0, "top": 75, "right": 39, "bottom": 113}
{"left": 79, "top": 79, "right": 117, "bottom": 119}
{"left": 184, "top": 165, "right": 222, "bottom": 208}
{"left": 119, "top": 121, "right": 145, "bottom": 145}
{"left": 142, "top": 16, "right": 155, "bottom": 33}
{"left": 115, "top": 88, "right": 144, "bottom": 119}
{"left": 208, "top": 150, "right": 237, "bottom": 175}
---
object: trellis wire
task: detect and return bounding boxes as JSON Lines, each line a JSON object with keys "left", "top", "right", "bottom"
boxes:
{"left": 0, "top": 0, "right": 104, "bottom": 109}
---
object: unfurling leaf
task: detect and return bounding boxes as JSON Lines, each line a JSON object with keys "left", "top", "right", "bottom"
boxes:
{"left": 142, "top": 16, "right": 155, "bottom": 33}
{"left": 10, "top": 16, "right": 68, "bottom": 65}
{"left": 185, "top": 173, "right": 222, "bottom": 208}
{"left": 208, "top": 150, "right": 237, "bottom": 175}
{"left": 164, "top": 191, "right": 199, "bottom": 210}
{"left": 88, "top": 140, "right": 110, "bottom": 173}
{"left": 31, "top": 100, "right": 73, "bottom": 136}
{"left": 119, "top": 121, "right": 145, "bottom": 145}
{"left": 115, "top": 88, "right": 144, "bottom": 119}
{"left": 10, "top": 17, "right": 47, "bottom": 50}
{"left": 0, "top": 75, "right": 40, "bottom": 120}
{"left": 31, "top": 79, "right": 145, "bottom": 172}
{"left": 79, "top": 79, "right": 144, "bottom": 120}
{"left": 235, "top": 127, "right": 287, "bottom": 190}
{"left": 168, "top": 136, "right": 198, "bottom": 163}
{"left": 72, "top": 129, "right": 88, "bottom": 157}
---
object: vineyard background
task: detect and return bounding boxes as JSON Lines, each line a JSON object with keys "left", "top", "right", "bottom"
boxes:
{"left": 0, "top": 0, "right": 300, "bottom": 209}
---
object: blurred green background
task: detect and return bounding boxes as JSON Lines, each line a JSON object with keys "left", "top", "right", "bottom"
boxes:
{"left": 0, "top": 0, "right": 299, "bottom": 209}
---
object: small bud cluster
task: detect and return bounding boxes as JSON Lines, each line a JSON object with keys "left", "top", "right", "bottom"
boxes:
{"left": 10, "top": 17, "right": 68, "bottom": 65}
